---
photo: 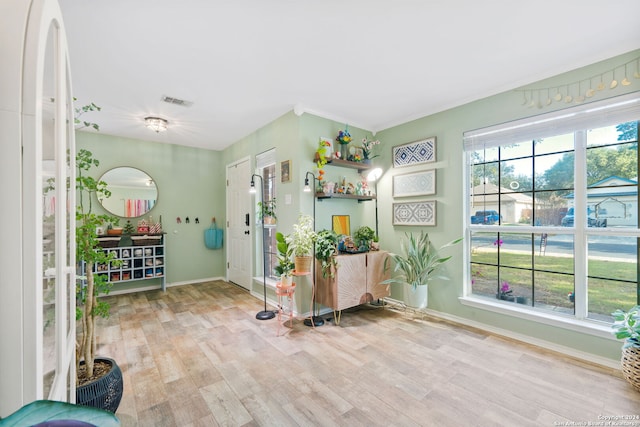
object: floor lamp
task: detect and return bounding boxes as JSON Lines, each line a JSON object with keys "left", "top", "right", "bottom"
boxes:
{"left": 250, "top": 173, "right": 275, "bottom": 320}
{"left": 367, "top": 167, "right": 383, "bottom": 238}
{"left": 303, "top": 171, "right": 324, "bottom": 327}
{"left": 367, "top": 167, "right": 384, "bottom": 306}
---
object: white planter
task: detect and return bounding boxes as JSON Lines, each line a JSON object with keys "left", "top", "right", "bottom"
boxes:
{"left": 404, "top": 283, "right": 428, "bottom": 309}
{"left": 280, "top": 274, "right": 293, "bottom": 288}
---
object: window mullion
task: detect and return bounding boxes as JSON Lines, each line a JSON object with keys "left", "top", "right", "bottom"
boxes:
{"left": 574, "top": 130, "right": 588, "bottom": 319}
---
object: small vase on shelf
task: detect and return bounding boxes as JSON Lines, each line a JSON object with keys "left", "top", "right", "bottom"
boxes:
{"left": 340, "top": 144, "right": 349, "bottom": 160}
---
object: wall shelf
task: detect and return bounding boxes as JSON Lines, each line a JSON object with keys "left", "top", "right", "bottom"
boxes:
{"left": 324, "top": 158, "right": 373, "bottom": 174}
{"left": 315, "top": 192, "right": 375, "bottom": 202}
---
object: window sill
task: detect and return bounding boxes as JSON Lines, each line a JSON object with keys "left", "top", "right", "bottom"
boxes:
{"left": 459, "top": 295, "right": 615, "bottom": 341}
{"left": 253, "top": 276, "right": 279, "bottom": 288}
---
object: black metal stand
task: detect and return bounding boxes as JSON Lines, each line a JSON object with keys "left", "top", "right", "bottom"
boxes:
{"left": 304, "top": 171, "right": 324, "bottom": 327}
{"left": 251, "top": 173, "right": 275, "bottom": 321}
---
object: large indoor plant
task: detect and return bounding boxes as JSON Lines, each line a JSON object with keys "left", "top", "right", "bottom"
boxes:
{"left": 612, "top": 305, "right": 640, "bottom": 392}
{"left": 75, "top": 107, "right": 124, "bottom": 412}
{"left": 382, "top": 231, "right": 461, "bottom": 309}
{"left": 287, "top": 214, "right": 316, "bottom": 273}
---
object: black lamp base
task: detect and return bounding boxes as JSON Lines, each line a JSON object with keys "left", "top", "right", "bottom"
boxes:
{"left": 256, "top": 310, "right": 275, "bottom": 320}
{"left": 303, "top": 316, "right": 325, "bottom": 327}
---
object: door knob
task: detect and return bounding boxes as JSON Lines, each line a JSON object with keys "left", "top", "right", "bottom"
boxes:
{"left": 244, "top": 230, "right": 250, "bottom": 235}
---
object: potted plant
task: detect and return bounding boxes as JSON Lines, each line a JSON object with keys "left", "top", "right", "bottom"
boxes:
{"left": 361, "top": 136, "right": 380, "bottom": 163}
{"left": 75, "top": 148, "right": 124, "bottom": 412}
{"left": 382, "top": 231, "right": 461, "bottom": 309}
{"left": 287, "top": 214, "right": 316, "bottom": 273}
{"left": 274, "top": 232, "right": 295, "bottom": 287}
{"left": 497, "top": 281, "right": 515, "bottom": 302}
{"left": 257, "top": 198, "right": 276, "bottom": 224}
{"left": 611, "top": 305, "right": 640, "bottom": 392}
{"left": 354, "top": 225, "right": 376, "bottom": 251}
{"left": 315, "top": 229, "right": 339, "bottom": 278}
{"left": 335, "top": 125, "right": 352, "bottom": 160}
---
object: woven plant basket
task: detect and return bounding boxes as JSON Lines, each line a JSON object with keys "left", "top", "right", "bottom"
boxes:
{"left": 621, "top": 344, "right": 640, "bottom": 393}
{"left": 76, "top": 357, "right": 123, "bottom": 413}
{"left": 294, "top": 255, "right": 312, "bottom": 273}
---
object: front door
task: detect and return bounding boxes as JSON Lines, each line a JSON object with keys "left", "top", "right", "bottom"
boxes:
{"left": 226, "top": 158, "right": 252, "bottom": 289}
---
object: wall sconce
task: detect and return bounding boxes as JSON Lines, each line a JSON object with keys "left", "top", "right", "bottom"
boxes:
{"left": 144, "top": 116, "right": 168, "bottom": 133}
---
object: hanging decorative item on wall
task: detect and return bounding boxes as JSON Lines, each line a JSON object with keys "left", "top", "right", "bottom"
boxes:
{"left": 393, "top": 169, "right": 436, "bottom": 198}
{"left": 393, "top": 201, "right": 436, "bottom": 226}
{"left": 392, "top": 136, "right": 436, "bottom": 168}
{"left": 514, "top": 56, "right": 639, "bottom": 110}
{"left": 281, "top": 160, "right": 291, "bottom": 183}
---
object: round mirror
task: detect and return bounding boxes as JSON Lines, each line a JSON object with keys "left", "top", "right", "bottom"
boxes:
{"left": 99, "top": 167, "right": 158, "bottom": 218}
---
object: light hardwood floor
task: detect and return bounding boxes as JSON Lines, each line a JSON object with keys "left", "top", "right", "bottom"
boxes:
{"left": 98, "top": 280, "right": 640, "bottom": 426}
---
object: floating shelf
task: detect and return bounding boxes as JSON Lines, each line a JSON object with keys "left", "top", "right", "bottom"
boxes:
{"left": 315, "top": 192, "right": 375, "bottom": 202}
{"left": 324, "top": 158, "right": 373, "bottom": 173}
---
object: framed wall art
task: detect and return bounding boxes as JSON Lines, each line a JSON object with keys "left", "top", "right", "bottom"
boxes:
{"left": 392, "top": 136, "right": 436, "bottom": 168}
{"left": 332, "top": 215, "right": 350, "bottom": 236}
{"left": 392, "top": 169, "right": 436, "bottom": 198}
{"left": 280, "top": 160, "right": 291, "bottom": 183}
{"left": 392, "top": 201, "right": 436, "bottom": 226}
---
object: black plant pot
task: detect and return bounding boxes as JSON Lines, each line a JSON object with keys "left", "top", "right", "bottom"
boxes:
{"left": 76, "top": 357, "right": 123, "bottom": 413}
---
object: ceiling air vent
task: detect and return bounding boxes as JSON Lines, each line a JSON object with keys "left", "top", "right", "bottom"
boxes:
{"left": 161, "top": 95, "right": 193, "bottom": 107}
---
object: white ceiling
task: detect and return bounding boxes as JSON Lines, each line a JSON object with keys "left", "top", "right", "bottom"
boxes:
{"left": 58, "top": 0, "right": 640, "bottom": 151}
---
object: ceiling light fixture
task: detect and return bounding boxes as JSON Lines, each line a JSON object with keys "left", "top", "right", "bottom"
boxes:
{"left": 144, "top": 116, "right": 168, "bottom": 133}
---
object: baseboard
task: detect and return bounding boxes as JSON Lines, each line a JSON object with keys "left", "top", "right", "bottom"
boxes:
{"left": 382, "top": 297, "right": 620, "bottom": 370}
{"left": 108, "top": 277, "right": 225, "bottom": 295}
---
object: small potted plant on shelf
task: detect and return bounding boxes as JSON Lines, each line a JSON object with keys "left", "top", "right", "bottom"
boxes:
{"left": 335, "top": 125, "right": 352, "bottom": 160}
{"left": 287, "top": 214, "right": 317, "bottom": 273}
{"left": 611, "top": 305, "right": 640, "bottom": 392}
{"left": 382, "top": 231, "right": 461, "bottom": 309}
{"left": 274, "top": 232, "right": 295, "bottom": 287}
{"left": 361, "top": 136, "right": 380, "bottom": 163}
{"left": 315, "top": 229, "right": 340, "bottom": 278}
{"left": 354, "top": 225, "right": 376, "bottom": 252}
{"left": 257, "top": 198, "right": 276, "bottom": 224}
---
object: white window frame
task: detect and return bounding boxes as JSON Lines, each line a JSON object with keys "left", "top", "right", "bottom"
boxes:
{"left": 461, "top": 92, "right": 640, "bottom": 338}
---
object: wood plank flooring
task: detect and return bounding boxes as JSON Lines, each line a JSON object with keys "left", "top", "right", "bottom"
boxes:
{"left": 97, "top": 280, "right": 640, "bottom": 426}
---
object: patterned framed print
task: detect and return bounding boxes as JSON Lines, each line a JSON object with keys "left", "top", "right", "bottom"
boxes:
{"left": 393, "top": 169, "right": 436, "bottom": 198}
{"left": 392, "top": 136, "right": 436, "bottom": 168}
{"left": 392, "top": 201, "right": 436, "bottom": 226}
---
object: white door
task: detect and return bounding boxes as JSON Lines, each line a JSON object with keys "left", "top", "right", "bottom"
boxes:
{"left": 226, "top": 158, "right": 252, "bottom": 289}
{"left": 0, "top": 0, "right": 76, "bottom": 413}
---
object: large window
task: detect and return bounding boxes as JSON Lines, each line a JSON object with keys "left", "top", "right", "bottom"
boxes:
{"left": 464, "top": 93, "right": 640, "bottom": 324}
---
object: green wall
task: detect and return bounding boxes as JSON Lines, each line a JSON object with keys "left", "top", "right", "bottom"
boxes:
{"left": 77, "top": 133, "right": 226, "bottom": 290}
{"left": 374, "top": 49, "right": 640, "bottom": 361}
{"left": 79, "top": 48, "right": 639, "bottom": 362}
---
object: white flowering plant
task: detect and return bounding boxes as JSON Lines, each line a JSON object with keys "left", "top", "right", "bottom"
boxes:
{"left": 361, "top": 137, "right": 380, "bottom": 160}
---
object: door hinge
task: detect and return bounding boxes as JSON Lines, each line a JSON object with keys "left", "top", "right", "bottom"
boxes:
{"left": 227, "top": 262, "right": 229, "bottom": 269}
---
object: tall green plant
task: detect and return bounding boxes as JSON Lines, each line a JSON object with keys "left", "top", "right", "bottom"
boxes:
{"left": 382, "top": 231, "right": 461, "bottom": 290}
{"left": 274, "top": 232, "right": 294, "bottom": 277}
{"left": 76, "top": 148, "right": 119, "bottom": 382}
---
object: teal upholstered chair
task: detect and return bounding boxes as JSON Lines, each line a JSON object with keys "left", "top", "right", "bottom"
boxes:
{"left": 0, "top": 400, "right": 120, "bottom": 426}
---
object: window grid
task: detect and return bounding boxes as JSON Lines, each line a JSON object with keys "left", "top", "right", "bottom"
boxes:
{"left": 467, "top": 118, "right": 639, "bottom": 323}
